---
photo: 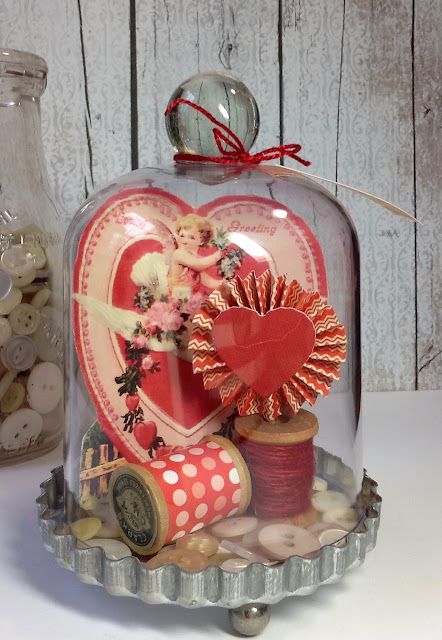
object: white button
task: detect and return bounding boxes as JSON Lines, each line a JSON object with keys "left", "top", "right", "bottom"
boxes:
{"left": 27, "top": 362, "right": 63, "bottom": 414}
{"left": 318, "top": 528, "right": 348, "bottom": 547}
{"left": 31, "top": 287, "right": 51, "bottom": 309}
{"left": 211, "top": 516, "right": 258, "bottom": 538}
{"left": 312, "top": 490, "right": 352, "bottom": 513}
{"left": 0, "top": 271, "right": 12, "bottom": 300}
{"left": 0, "top": 287, "right": 22, "bottom": 316}
{"left": 11, "top": 268, "right": 37, "bottom": 288}
{"left": 83, "top": 538, "right": 132, "bottom": 560}
{"left": 313, "top": 476, "right": 328, "bottom": 492}
{"left": 9, "top": 303, "right": 41, "bottom": 335}
{"left": 22, "top": 243, "right": 46, "bottom": 269}
{"left": 258, "top": 524, "right": 321, "bottom": 560}
{"left": 0, "top": 381, "right": 25, "bottom": 413}
{"left": 0, "top": 408, "right": 42, "bottom": 451}
{"left": 221, "top": 557, "right": 252, "bottom": 572}
{"left": 0, "top": 245, "right": 35, "bottom": 277}
{"left": 31, "top": 306, "right": 63, "bottom": 363}
{"left": 0, "top": 318, "right": 12, "bottom": 347}
{"left": 1, "top": 336, "right": 37, "bottom": 371}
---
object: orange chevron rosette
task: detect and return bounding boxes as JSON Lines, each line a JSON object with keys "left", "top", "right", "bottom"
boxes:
{"left": 189, "top": 270, "right": 346, "bottom": 421}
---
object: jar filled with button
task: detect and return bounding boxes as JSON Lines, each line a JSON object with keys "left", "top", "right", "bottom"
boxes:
{"left": 0, "top": 49, "right": 63, "bottom": 464}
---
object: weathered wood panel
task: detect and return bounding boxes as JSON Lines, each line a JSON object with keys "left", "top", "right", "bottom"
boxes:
{"left": 333, "top": 0, "right": 416, "bottom": 390}
{"left": 136, "top": 0, "right": 279, "bottom": 167}
{"left": 0, "top": 0, "right": 131, "bottom": 223}
{"left": 414, "top": 1, "right": 442, "bottom": 389}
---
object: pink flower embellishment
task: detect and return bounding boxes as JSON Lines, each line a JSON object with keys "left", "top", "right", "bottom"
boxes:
{"left": 141, "top": 355, "right": 154, "bottom": 371}
{"left": 145, "top": 300, "right": 184, "bottom": 333}
{"left": 133, "top": 334, "right": 149, "bottom": 349}
{"left": 182, "top": 291, "right": 206, "bottom": 318}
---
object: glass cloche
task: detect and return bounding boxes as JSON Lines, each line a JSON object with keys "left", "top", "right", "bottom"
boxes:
{"left": 62, "top": 72, "right": 365, "bottom": 577}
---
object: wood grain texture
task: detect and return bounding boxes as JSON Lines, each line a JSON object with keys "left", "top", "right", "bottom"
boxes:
{"left": 414, "top": 1, "right": 442, "bottom": 389}
{"left": 0, "top": 0, "right": 131, "bottom": 223}
{"left": 136, "top": 0, "right": 279, "bottom": 167}
{"left": 0, "top": 0, "right": 439, "bottom": 390}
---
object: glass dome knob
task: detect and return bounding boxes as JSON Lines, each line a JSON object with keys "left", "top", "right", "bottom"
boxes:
{"left": 165, "top": 72, "right": 260, "bottom": 158}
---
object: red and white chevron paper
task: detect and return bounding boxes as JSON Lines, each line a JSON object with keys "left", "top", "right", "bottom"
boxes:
{"left": 189, "top": 270, "right": 346, "bottom": 421}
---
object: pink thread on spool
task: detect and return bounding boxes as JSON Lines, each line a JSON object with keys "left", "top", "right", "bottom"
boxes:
{"left": 233, "top": 409, "right": 318, "bottom": 520}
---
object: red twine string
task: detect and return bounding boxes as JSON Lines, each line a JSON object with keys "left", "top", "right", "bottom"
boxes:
{"left": 234, "top": 433, "right": 315, "bottom": 519}
{"left": 164, "top": 98, "right": 311, "bottom": 167}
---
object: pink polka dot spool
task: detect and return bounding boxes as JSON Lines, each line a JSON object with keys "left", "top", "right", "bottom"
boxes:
{"left": 109, "top": 435, "right": 251, "bottom": 555}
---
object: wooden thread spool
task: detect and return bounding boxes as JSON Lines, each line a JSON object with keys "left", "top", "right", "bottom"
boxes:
{"left": 109, "top": 435, "right": 251, "bottom": 555}
{"left": 233, "top": 409, "right": 318, "bottom": 520}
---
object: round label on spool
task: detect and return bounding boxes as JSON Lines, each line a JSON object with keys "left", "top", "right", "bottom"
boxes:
{"left": 110, "top": 465, "right": 168, "bottom": 554}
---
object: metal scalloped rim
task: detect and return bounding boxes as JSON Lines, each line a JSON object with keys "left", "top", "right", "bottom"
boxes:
{"left": 36, "top": 451, "right": 381, "bottom": 609}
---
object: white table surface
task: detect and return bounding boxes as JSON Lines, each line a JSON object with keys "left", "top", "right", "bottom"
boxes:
{"left": 0, "top": 390, "right": 441, "bottom": 639}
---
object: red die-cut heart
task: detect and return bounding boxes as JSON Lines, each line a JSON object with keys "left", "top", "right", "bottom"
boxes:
{"left": 212, "top": 307, "right": 316, "bottom": 397}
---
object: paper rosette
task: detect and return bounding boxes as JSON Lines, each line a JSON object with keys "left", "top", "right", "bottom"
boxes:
{"left": 189, "top": 270, "right": 346, "bottom": 421}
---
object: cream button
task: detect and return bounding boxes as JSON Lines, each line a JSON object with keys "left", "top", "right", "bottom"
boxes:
{"left": 32, "top": 306, "right": 63, "bottom": 363}
{"left": 258, "top": 523, "right": 321, "bottom": 560}
{"left": 313, "top": 476, "right": 328, "bottom": 492}
{"left": 9, "top": 303, "right": 41, "bottom": 335}
{"left": 1, "top": 245, "right": 35, "bottom": 277}
{"left": 312, "top": 490, "right": 352, "bottom": 513}
{"left": 145, "top": 548, "right": 209, "bottom": 572}
{"left": 0, "top": 287, "right": 22, "bottom": 315}
{"left": 211, "top": 516, "right": 258, "bottom": 539}
{"left": 27, "top": 362, "right": 63, "bottom": 414}
{"left": 22, "top": 243, "right": 46, "bottom": 269}
{"left": 71, "top": 517, "right": 102, "bottom": 541}
{"left": 0, "top": 381, "right": 25, "bottom": 413}
{"left": 96, "top": 522, "right": 122, "bottom": 539}
{"left": 318, "top": 528, "right": 348, "bottom": 547}
{"left": 0, "top": 370, "right": 17, "bottom": 401}
{"left": 1, "top": 336, "right": 37, "bottom": 371}
{"left": 11, "top": 268, "right": 37, "bottom": 289}
{"left": 221, "top": 557, "right": 252, "bottom": 572}
{"left": 84, "top": 538, "right": 132, "bottom": 560}
{"left": 0, "top": 318, "right": 12, "bottom": 347}
{"left": 0, "top": 408, "right": 42, "bottom": 451}
{"left": 175, "top": 531, "right": 219, "bottom": 557}
{"left": 31, "top": 287, "right": 51, "bottom": 309}
{"left": 322, "top": 507, "right": 357, "bottom": 531}
{"left": 0, "top": 271, "right": 12, "bottom": 300}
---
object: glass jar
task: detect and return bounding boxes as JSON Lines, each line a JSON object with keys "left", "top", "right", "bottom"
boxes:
{"left": 0, "top": 49, "right": 63, "bottom": 464}
{"left": 63, "top": 73, "right": 362, "bottom": 568}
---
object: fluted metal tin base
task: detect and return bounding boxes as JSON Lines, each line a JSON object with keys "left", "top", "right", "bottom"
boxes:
{"left": 37, "top": 448, "right": 381, "bottom": 635}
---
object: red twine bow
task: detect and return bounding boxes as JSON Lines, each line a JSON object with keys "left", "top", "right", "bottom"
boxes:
{"left": 164, "top": 98, "right": 311, "bottom": 167}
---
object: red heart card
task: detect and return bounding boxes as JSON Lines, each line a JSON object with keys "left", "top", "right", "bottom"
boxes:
{"left": 73, "top": 187, "right": 327, "bottom": 464}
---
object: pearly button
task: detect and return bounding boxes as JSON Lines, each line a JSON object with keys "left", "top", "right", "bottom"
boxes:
{"left": 318, "top": 528, "right": 348, "bottom": 547}
{"left": 31, "top": 287, "right": 51, "bottom": 309}
{"left": 11, "top": 269, "right": 37, "bottom": 289}
{"left": 0, "top": 407, "right": 42, "bottom": 451}
{"left": 71, "top": 517, "right": 102, "bottom": 541}
{"left": 27, "top": 362, "right": 63, "bottom": 414}
{"left": 1, "top": 245, "right": 35, "bottom": 277}
{"left": 211, "top": 516, "right": 258, "bottom": 539}
{"left": 1, "top": 336, "right": 37, "bottom": 371}
{"left": 0, "top": 287, "right": 22, "bottom": 316}
{"left": 0, "top": 270, "right": 12, "bottom": 300}
{"left": 312, "top": 490, "right": 352, "bottom": 513}
{"left": 221, "top": 557, "right": 252, "bottom": 572}
{"left": 322, "top": 507, "right": 357, "bottom": 531}
{"left": 0, "top": 318, "right": 12, "bottom": 347}
{"left": 145, "top": 548, "right": 209, "bottom": 572}
{"left": 258, "top": 523, "right": 321, "bottom": 561}
{"left": 84, "top": 538, "right": 132, "bottom": 560}
{"left": 313, "top": 476, "right": 328, "bottom": 492}
{"left": 22, "top": 243, "right": 46, "bottom": 269}
{"left": 9, "top": 303, "right": 41, "bottom": 335}
{"left": 176, "top": 531, "right": 220, "bottom": 557}
{"left": 0, "top": 381, "right": 25, "bottom": 413}
{"left": 31, "top": 306, "right": 62, "bottom": 363}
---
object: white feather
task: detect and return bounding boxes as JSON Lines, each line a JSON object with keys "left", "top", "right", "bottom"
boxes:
{"left": 74, "top": 294, "right": 141, "bottom": 341}
{"left": 131, "top": 252, "right": 169, "bottom": 298}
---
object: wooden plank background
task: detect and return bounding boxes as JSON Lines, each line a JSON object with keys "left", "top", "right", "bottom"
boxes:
{"left": 0, "top": 0, "right": 440, "bottom": 391}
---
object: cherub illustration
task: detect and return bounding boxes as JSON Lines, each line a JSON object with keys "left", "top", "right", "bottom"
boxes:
{"left": 75, "top": 213, "right": 242, "bottom": 354}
